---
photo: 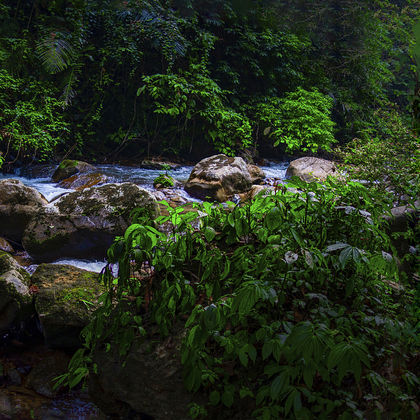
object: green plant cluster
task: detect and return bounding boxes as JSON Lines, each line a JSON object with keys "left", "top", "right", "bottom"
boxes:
{"left": 61, "top": 179, "right": 419, "bottom": 419}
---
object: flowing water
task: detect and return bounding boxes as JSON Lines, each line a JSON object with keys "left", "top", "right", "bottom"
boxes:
{"left": 1, "top": 160, "right": 288, "bottom": 273}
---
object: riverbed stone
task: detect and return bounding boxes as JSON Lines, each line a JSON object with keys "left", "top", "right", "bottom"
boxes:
{"left": 0, "top": 179, "right": 48, "bottom": 242}
{"left": 286, "top": 157, "right": 337, "bottom": 182}
{"left": 185, "top": 154, "right": 253, "bottom": 201}
{"left": 58, "top": 172, "right": 108, "bottom": 190}
{"left": 22, "top": 183, "right": 159, "bottom": 261}
{"left": 0, "top": 252, "right": 33, "bottom": 332}
{"left": 88, "top": 322, "right": 204, "bottom": 419}
{"left": 247, "top": 164, "right": 266, "bottom": 184}
{"left": 26, "top": 352, "right": 71, "bottom": 397}
{"left": 32, "top": 264, "right": 104, "bottom": 348}
{"left": 52, "top": 160, "right": 95, "bottom": 183}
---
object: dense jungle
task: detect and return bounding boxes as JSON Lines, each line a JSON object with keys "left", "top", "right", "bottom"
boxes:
{"left": 0, "top": 0, "right": 419, "bottom": 419}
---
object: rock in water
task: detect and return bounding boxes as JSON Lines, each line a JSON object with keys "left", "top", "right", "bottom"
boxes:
{"left": 52, "top": 160, "right": 95, "bottom": 183}
{"left": 247, "top": 164, "right": 266, "bottom": 184}
{"left": 0, "top": 252, "right": 33, "bottom": 332}
{"left": 58, "top": 172, "right": 108, "bottom": 190}
{"left": 0, "top": 179, "right": 48, "bottom": 242}
{"left": 286, "top": 157, "right": 337, "bottom": 182}
{"left": 31, "top": 264, "right": 105, "bottom": 348}
{"left": 185, "top": 154, "right": 253, "bottom": 201}
{"left": 22, "top": 183, "right": 159, "bottom": 261}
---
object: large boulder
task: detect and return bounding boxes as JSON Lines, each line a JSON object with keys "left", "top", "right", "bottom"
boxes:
{"left": 22, "top": 183, "right": 159, "bottom": 261}
{"left": 286, "top": 157, "right": 337, "bottom": 182}
{"left": 52, "top": 160, "right": 95, "bottom": 183}
{"left": 88, "top": 323, "right": 204, "bottom": 419}
{"left": 185, "top": 154, "right": 253, "bottom": 201}
{"left": 32, "top": 264, "right": 104, "bottom": 348}
{"left": 0, "top": 252, "right": 33, "bottom": 332}
{"left": 0, "top": 179, "right": 48, "bottom": 242}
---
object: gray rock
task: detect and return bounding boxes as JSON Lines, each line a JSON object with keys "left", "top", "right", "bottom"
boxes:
{"left": 286, "top": 157, "right": 337, "bottom": 182}
{"left": 22, "top": 183, "right": 159, "bottom": 261}
{"left": 0, "top": 179, "right": 47, "bottom": 242}
{"left": 0, "top": 252, "right": 33, "bottom": 332}
{"left": 32, "top": 264, "right": 105, "bottom": 348}
{"left": 185, "top": 154, "right": 253, "bottom": 201}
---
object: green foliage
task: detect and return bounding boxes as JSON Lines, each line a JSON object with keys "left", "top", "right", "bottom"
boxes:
{"left": 0, "top": 69, "right": 69, "bottom": 163}
{"left": 251, "top": 89, "right": 335, "bottom": 153}
{"left": 337, "top": 106, "right": 420, "bottom": 204}
{"left": 153, "top": 173, "right": 175, "bottom": 188}
{"left": 138, "top": 64, "right": 253, "bottom": 155}
{"left": 62, "top": 179, "right": 418, "bottom": 418}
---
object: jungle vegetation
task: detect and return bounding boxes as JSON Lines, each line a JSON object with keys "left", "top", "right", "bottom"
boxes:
{"left": 1, "top": 1, "right": 419, "bottom": 419}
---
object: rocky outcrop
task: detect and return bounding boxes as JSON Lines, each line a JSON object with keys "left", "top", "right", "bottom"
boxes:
{"left": 286, "top": 157, "right": 337, "bottom": 182}
{"left": 58, "top": 172, "right": 108, "bottom": 190}
{"left": 0, "top": 179, "right": 47, "bottom": 242}
{"left": 52, "top": 160, "right": 95, "bottom": 183}
{"left": 32, "top": 264, "right": 104, "bottom": 348}
{"left": 88, "top": 323, "right": 204, "bottom": 419}
{"left": 22, "top": 183, "right": 159, "bottom": 261}
{"left": 185, "top": 154, "right": 254, "bottom": 201}
{"left": 0, "top": 252, "right": 33, "bottom": 332}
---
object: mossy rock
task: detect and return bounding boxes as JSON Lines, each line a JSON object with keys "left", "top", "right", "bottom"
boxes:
{"left": 22, "top": 183, "right": 159, "bottom": 261}
{"left": 52, "top": 160, "right": 95, "bottom": 183}
{"left": 153, "top": 173, "right": 175, "bottom": 188}
{"left": 0, "top": 252, "right": 33, "bottom": 332}
{"left": 32, "top": 264, "right": 105, "bottom": 348}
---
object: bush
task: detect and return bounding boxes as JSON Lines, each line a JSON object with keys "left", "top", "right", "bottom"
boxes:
{"left": 61, "top": 178, "right": 418, "bottom": 419}
{"left": 252, "top": 88, "right": 336, "bottom": 153}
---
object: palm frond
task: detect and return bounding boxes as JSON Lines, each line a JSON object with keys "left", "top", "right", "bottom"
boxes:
{"left": 36, "top": 34, "right": 75, "bottom": 74}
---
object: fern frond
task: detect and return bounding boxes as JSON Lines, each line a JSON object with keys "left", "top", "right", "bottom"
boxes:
{"left": 36, "top": 35, "right": 75, "bottom": 74}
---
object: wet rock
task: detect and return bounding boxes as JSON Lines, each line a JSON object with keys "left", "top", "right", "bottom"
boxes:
{"left": 52, "top": 160, "right": 95, "bottom": 183}
{"left": 0, "top": 252, "right": 33, "bottom": 332}
{"left": 286, "top": 157, "right": 337, "bottom": 182}
{"left": 58, "top": 172, "right": 108, "bottom": 191}
{"left": 0, "top": 179, "right": 48, "bottom": 242}
{"left": 247, "top": 164, "right": 265, "bottom": 184}
{"left": 26, "top": 352, "right": 70, "bottom": 397}
{"left": 89, "top": 323, "right": 204, "bottom": 419}
{"left": 22, "top": 183, "right": 159, "bottom": 261}
{"left": 0, "top": 238, "right": 14, "bottom": 254}
{"left": 185, "top": 154, "right": 253, "bottom": 201}
{"left": 32, "top": 264, "right": 104, "bottom": 348}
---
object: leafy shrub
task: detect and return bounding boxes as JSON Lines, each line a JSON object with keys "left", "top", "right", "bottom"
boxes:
{"left": 60, "top": 178, "right": 418, "bottom": 419}
{"left": 336, "top": 107, "right": 420, "bottom": 204}
{"left": 252, "top": 88, "right": 336, "bottom": 153}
